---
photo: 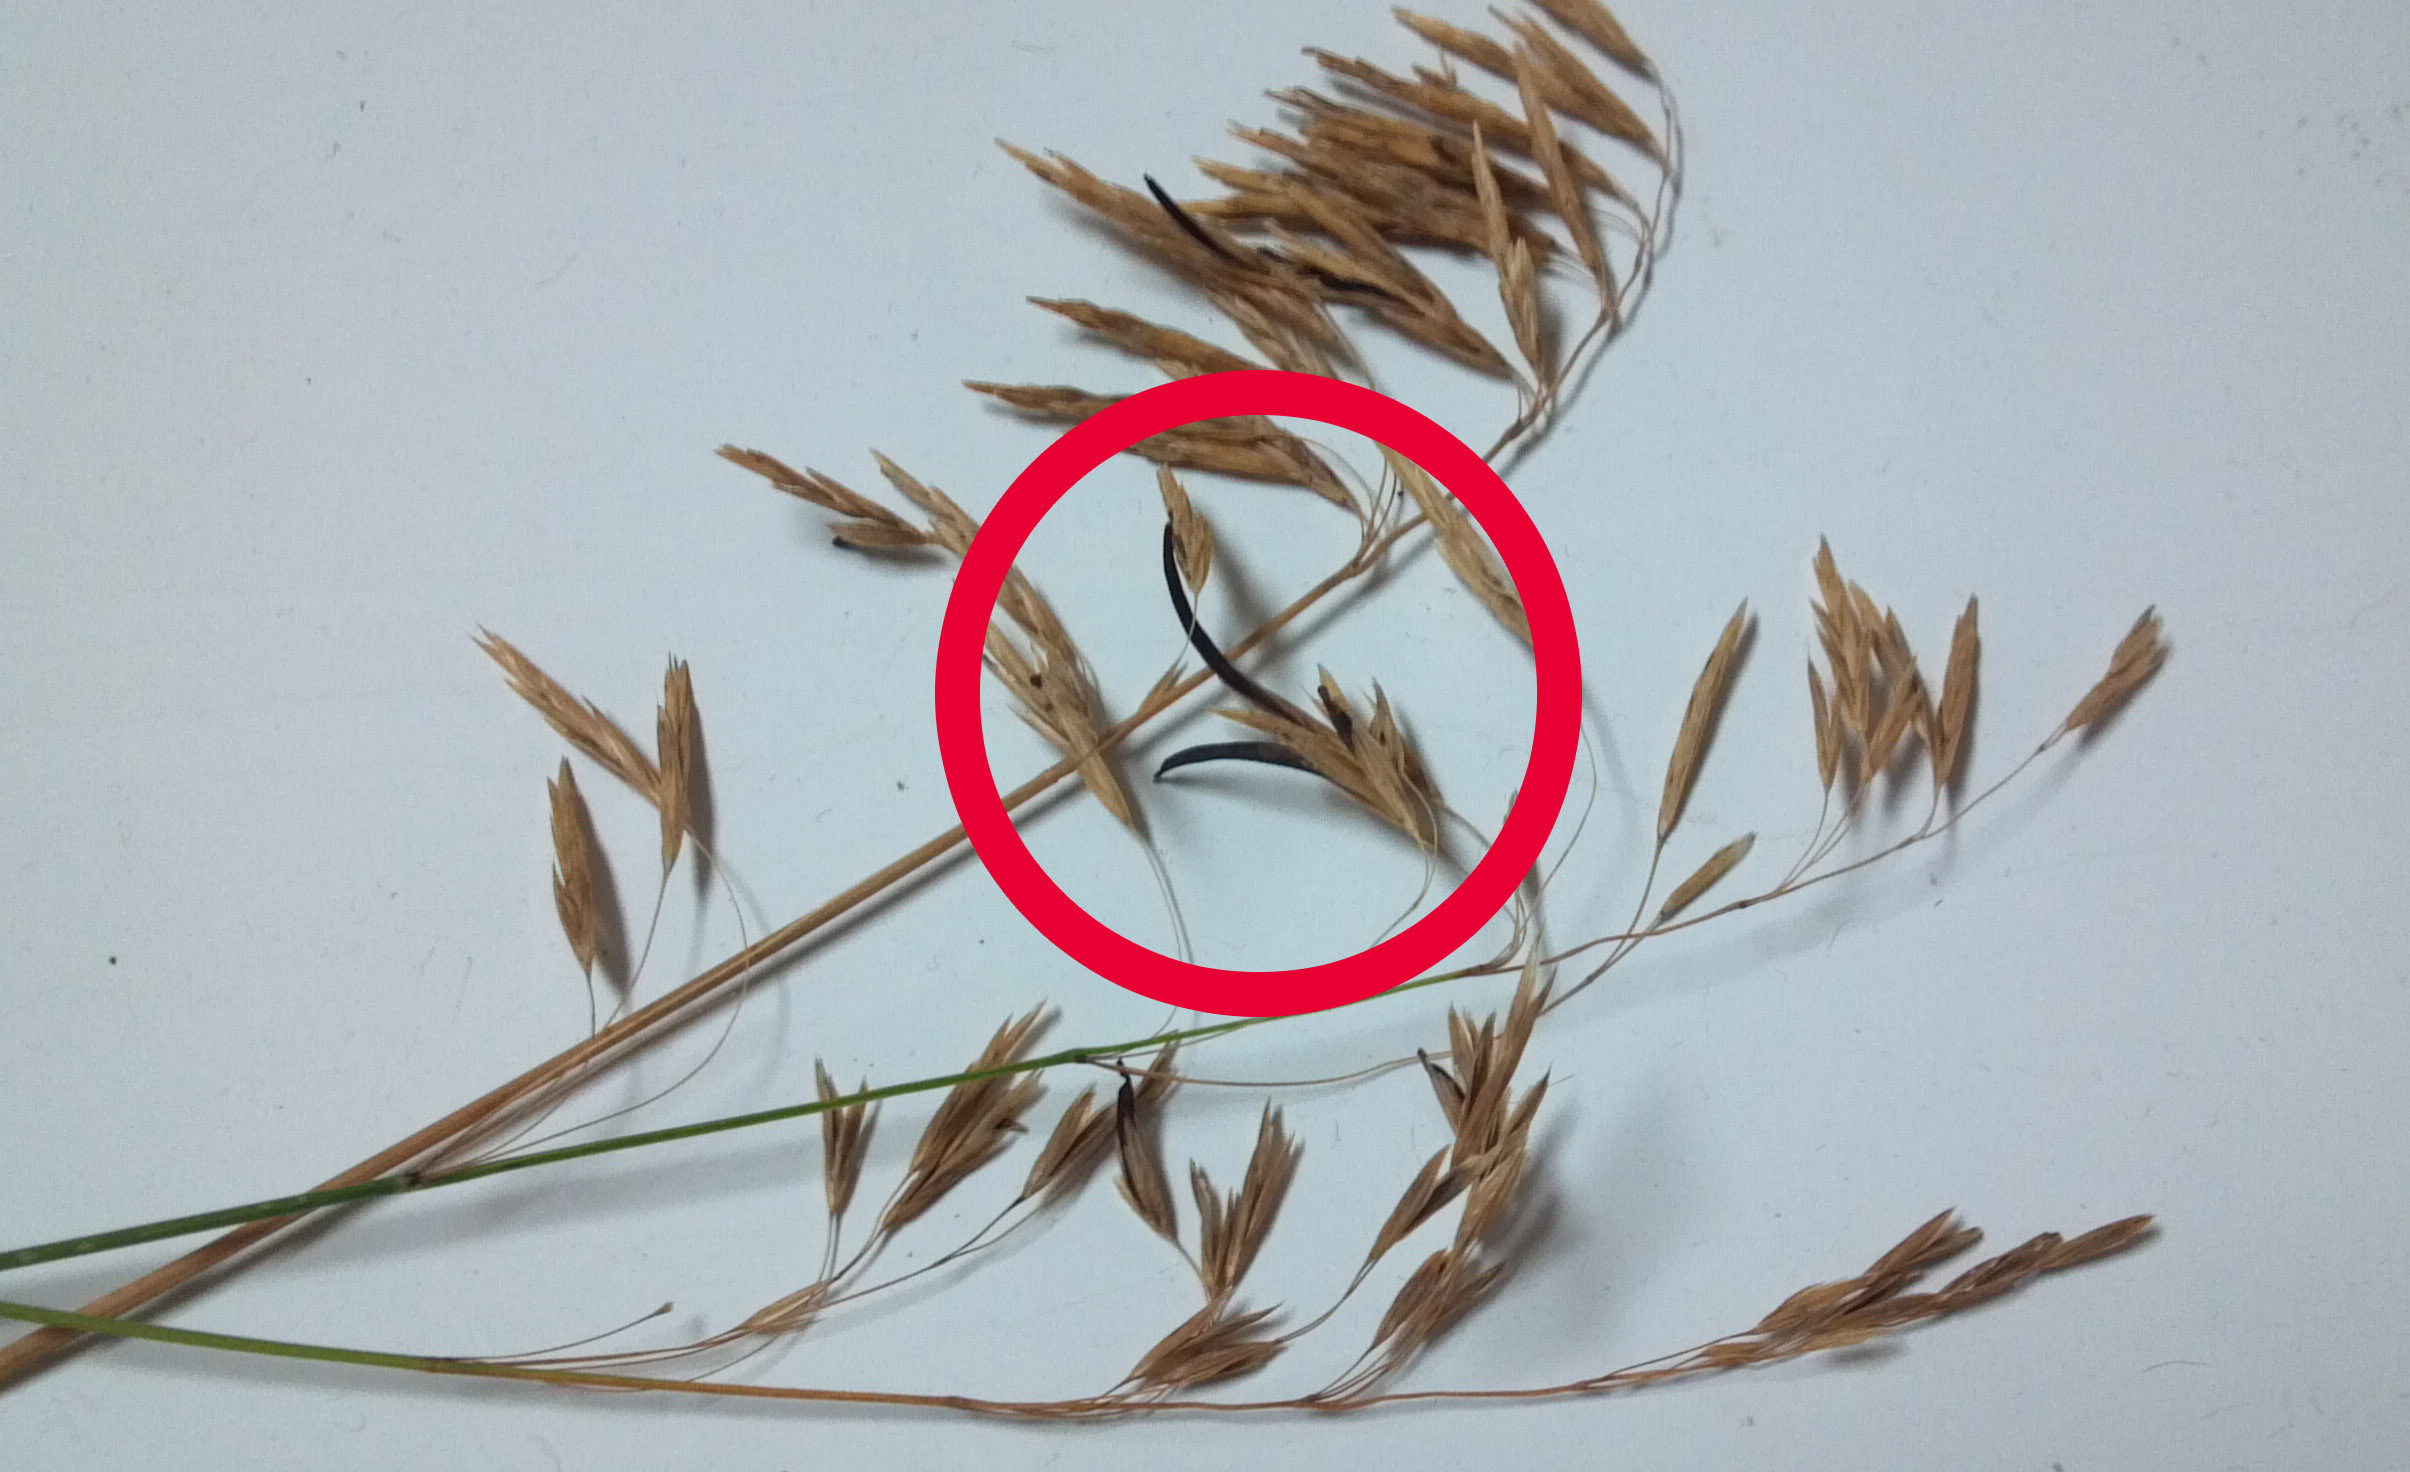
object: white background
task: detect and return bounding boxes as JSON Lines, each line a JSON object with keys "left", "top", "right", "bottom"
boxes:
{"left": 4, "top": 0, "right": 2407, "bottom": 1467}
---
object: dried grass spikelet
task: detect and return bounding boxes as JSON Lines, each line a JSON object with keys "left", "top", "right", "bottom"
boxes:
{"left": 813, "top": 1060, "right": 875, "bottom": 1222}
{"left": 1381, "top": 446, "right": 1528, "bottom": 643}
{"left": 1215, "top": 101, "right": 1563, "bottom": 258}
{"left": 2063, "top": 607, "right": 2167, "bottom": 734}
{"left": 1192, "top": 1106, "right": 1302, "bottom": 1302}
{"left": 1201, "top": 140, "right": 1545, "bottom": 262}
{"left": 851, "top": 447, "right": 1138, "bottom": 830}
{"left": 996, "top": 142, "right": 1235, "bottom": 269}
{"left": 1370, "top": 1247, "right": 1504, "bottom": 1359}
{"left": 1202, "top": 281, "right": 1345, "bottom": 377}
{"left": 1266, "top": 185, "right": 1511, "bottom": 374}
{"left": 1860, "top": 607, "right": 1935, "bottom": 779}
{"left": 1724, "top": 1210, "right": 2156, "bottom": 1363}
{"left": 1023, "top": 1084, "right": 1107, "bottom": 1202}
{"left": 964, "top": 381, "right": 1351, "bottom": 507}
{"left": 1129, "top": 1301, "right": 1285, "bottom": 1391}
{"left": 655, "top": 657, "right": 695, "bottom": 873}
{"left": 1864, "top": 666, "right": 1929, "bottom": 779}
{"left": 1390, "top": 9, "right": 1654, "bottom": 158}
{"left": 1452, "top": 1127, "right": 1536, "bottom": 1248}
{"left": 1417, "top": 1047, "right": 1466, "bottom": 1130}
{"left": 1158, "top": 468, "right": 1214, "bottom": 596}
{"left": 714, "top": 447, "right": 932, "bottom": 552}
{"left": 1528, "top": 0, "right": 1657, "bottom": 80}
{"left": 1496, "top": 12, "right": 1657, "bottom": 156}
{"left": 1933, "top": 595, "right": 1980, "bottom": 789}
{"left": 545, "top": 759, "right": 602, "bottom": 977}
{"left": 881, "top": 1008, "right": 1049, "bottom": 1232}
{"left": 476, "top": 631, "right": 660, "bottom": 802}
{"left": 1444, "top": 958, "right": 1550, "bottom": 1164}
{"left": 996, "top": 142, "right": 1353, "bottom": 379}
{"left": 1215, "top": 673, "right": 1443, "bottom": 847}
{"left": 1115, "top": 1075, "right": 1180, "bottom": 1245}
{"left": 983, "top": 615, "right": 1138, "bottom": 831}
{"left": 1024, "top": 1042, "right": 1179, "bottom": 1203}
{"left": 1509, "top": 45, "right": 1613, "bottom": 298}
{"left": 859, "top": 450, "right": 977, "bottom": 553}
{"left": 1304, "top": 50, "right": 1617, "bottom": 190}
{"left": 1464, "top": 123, "right": 1548, "bottom": 384}
{"left": 1811, "top": 539, "right": 1875, "bottom": 749}
{"left": 1026, "top": 298, "right": 1263, "bottom": 379}
{"left": 1364, "top": 1146, "right": 1471, "bottom": 1268}
{"left": 1657, "top": 832, "right": 1756, "bottom": 923}
{"left": 1806, "top": 662, "right": 1840, "bottom": 792}
{"left": 736, "top": 1279, "right": 832, "bottom": 1338}
{"left": 1658, "top": 601, "right": 1752, "bottom": 844}
{"left": 1272, "top": 92, "right": 1559, "bottom": 208}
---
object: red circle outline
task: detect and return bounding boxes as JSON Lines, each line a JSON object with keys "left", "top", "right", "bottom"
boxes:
{"left": 936, "top": 371, "right": 1579, "bottom": 1017}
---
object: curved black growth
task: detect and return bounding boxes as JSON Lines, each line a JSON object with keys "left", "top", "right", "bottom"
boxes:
{"left": 1159, "top": 523, "right": 1304, "bottom": 724}
{"left": 1143, "top": 174, "right": 1247, "bottom": 264}
{"left": 1155, "top": 740, "right": 1318, "bottom": 779}
{"left": 1153, "top": 522, "right": 1335, "bottom": 787}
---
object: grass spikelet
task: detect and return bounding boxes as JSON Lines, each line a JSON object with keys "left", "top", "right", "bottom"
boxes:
{"left": 736, "top": 1280, "right": 830, "bottom": 1338}
{"left": 1417, "top": 1048, "right": 1465, "bottom": 1130}
{"left": 1810, "top": 539, "right": 1878, "bottom": 745}
{"left": 882, "top": 1009, "right": 1049, "bottom": 1232}
{"left": 476, "top": 631, "right": 660, "bottom": 801}
{"left": 1864, "top": 669, "right": 1928, "bottom": 778}
{"left": 1498, "top": 12, "right": 1657, "bottom": 154}
{"left": 1391, "top": 9, "right": 1516, "bottom": 77}
{"left": 864, "top": 450, "right": 981, "bottom": 555}
{"left": 1129, "top": 1302, "right": 1285, "bottom": 1391}
{"left": 2063, "top": 607, "right": 2167, "bottom": 734}
{"left": 1866, "top": 1207, "right": 1987, "bottom": 1281}
{"left": 1023, "top": 1085, "right": 1111, "bottom": 1202}
{"left": 1365, "top": 1146, "right": 1468, "bottom": 1268}
{"left": 1027, "top": 298, "right": 1262, "bottom": 378}
{"left": 1115, "top": 1076, "right": 1181, "bottom": 1245}
{"left": 1528, "top": 0, "right": 1657, "bottom": 79}
{"left": 1806, "top": 662, "right": 1839, "bottom": 791}
{"left": 1935, "top": 596, "right": 1979, "bottom": 789}
{"left": 1272, "top": 185, "right": 1510, "bottom": 373}
{"left": 1211, "top": 675, "right": 1443, "bottom": 847}
{"left": 545, "top": 760, "right": 602, "bottom": 978}
{"left": 1509, "top": 45, "right": 1613, "bottom": 295}
{"left": 1193, "top": 1106, "right": 1302, "bottom": 1301}
{"left": 1370, "top": 1248, "right": 1502, "bottom": 1360}
{"left": 1306, "top": 50, "right": 1614, "bottom": 189}
{"left": 1030, "top": 1043, "right": 1182, "bottom": 1207}
{"left": 2038, "top": 1213, "right": 2157, "bottom": 1271}
{"left": 1380, "top": 447, "right": 1528, "bottom": 642}
{"left": 1452, "top": 1137, "right": 1531, "bottom": 1247}
{"left": 1461, "top": 123, "right": 1546, "bottom": 383}
{"left": 1657, "top": 601, "right": 1751, "bottom": 844}
{"left": 1466, "top": 121, "right": 1514, "bottom": 273}
{"left": 1204, "top": 280, "right": 1348, "bottom": 377}
{"left": 1158, "top": 467, "right": 1215, "bottom": 595}
{"left": 966, "top": 383, "right": 1351, "bottom": 506}
{"left": 656, "top": 658, "right": 695, "bottom": 873}
{"left": 714, "top": 447, "right": 930, "bottom": 551}
{"left": 814, "top": 1061, "right": 874, "bottom": 1222}
{"left": 865, "top": 452, "right": 1137, "bottom": 832}
{"left": 1657, "top": 833, "right": 1756, "bottom": 923}
{"left": 1445, "top": 959, "right": 1549, "bottom": 1164}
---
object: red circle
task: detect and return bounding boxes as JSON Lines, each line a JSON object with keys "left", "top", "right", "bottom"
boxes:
{"left": 936, "top": 371, "right": 1579, "bottom": 1017}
